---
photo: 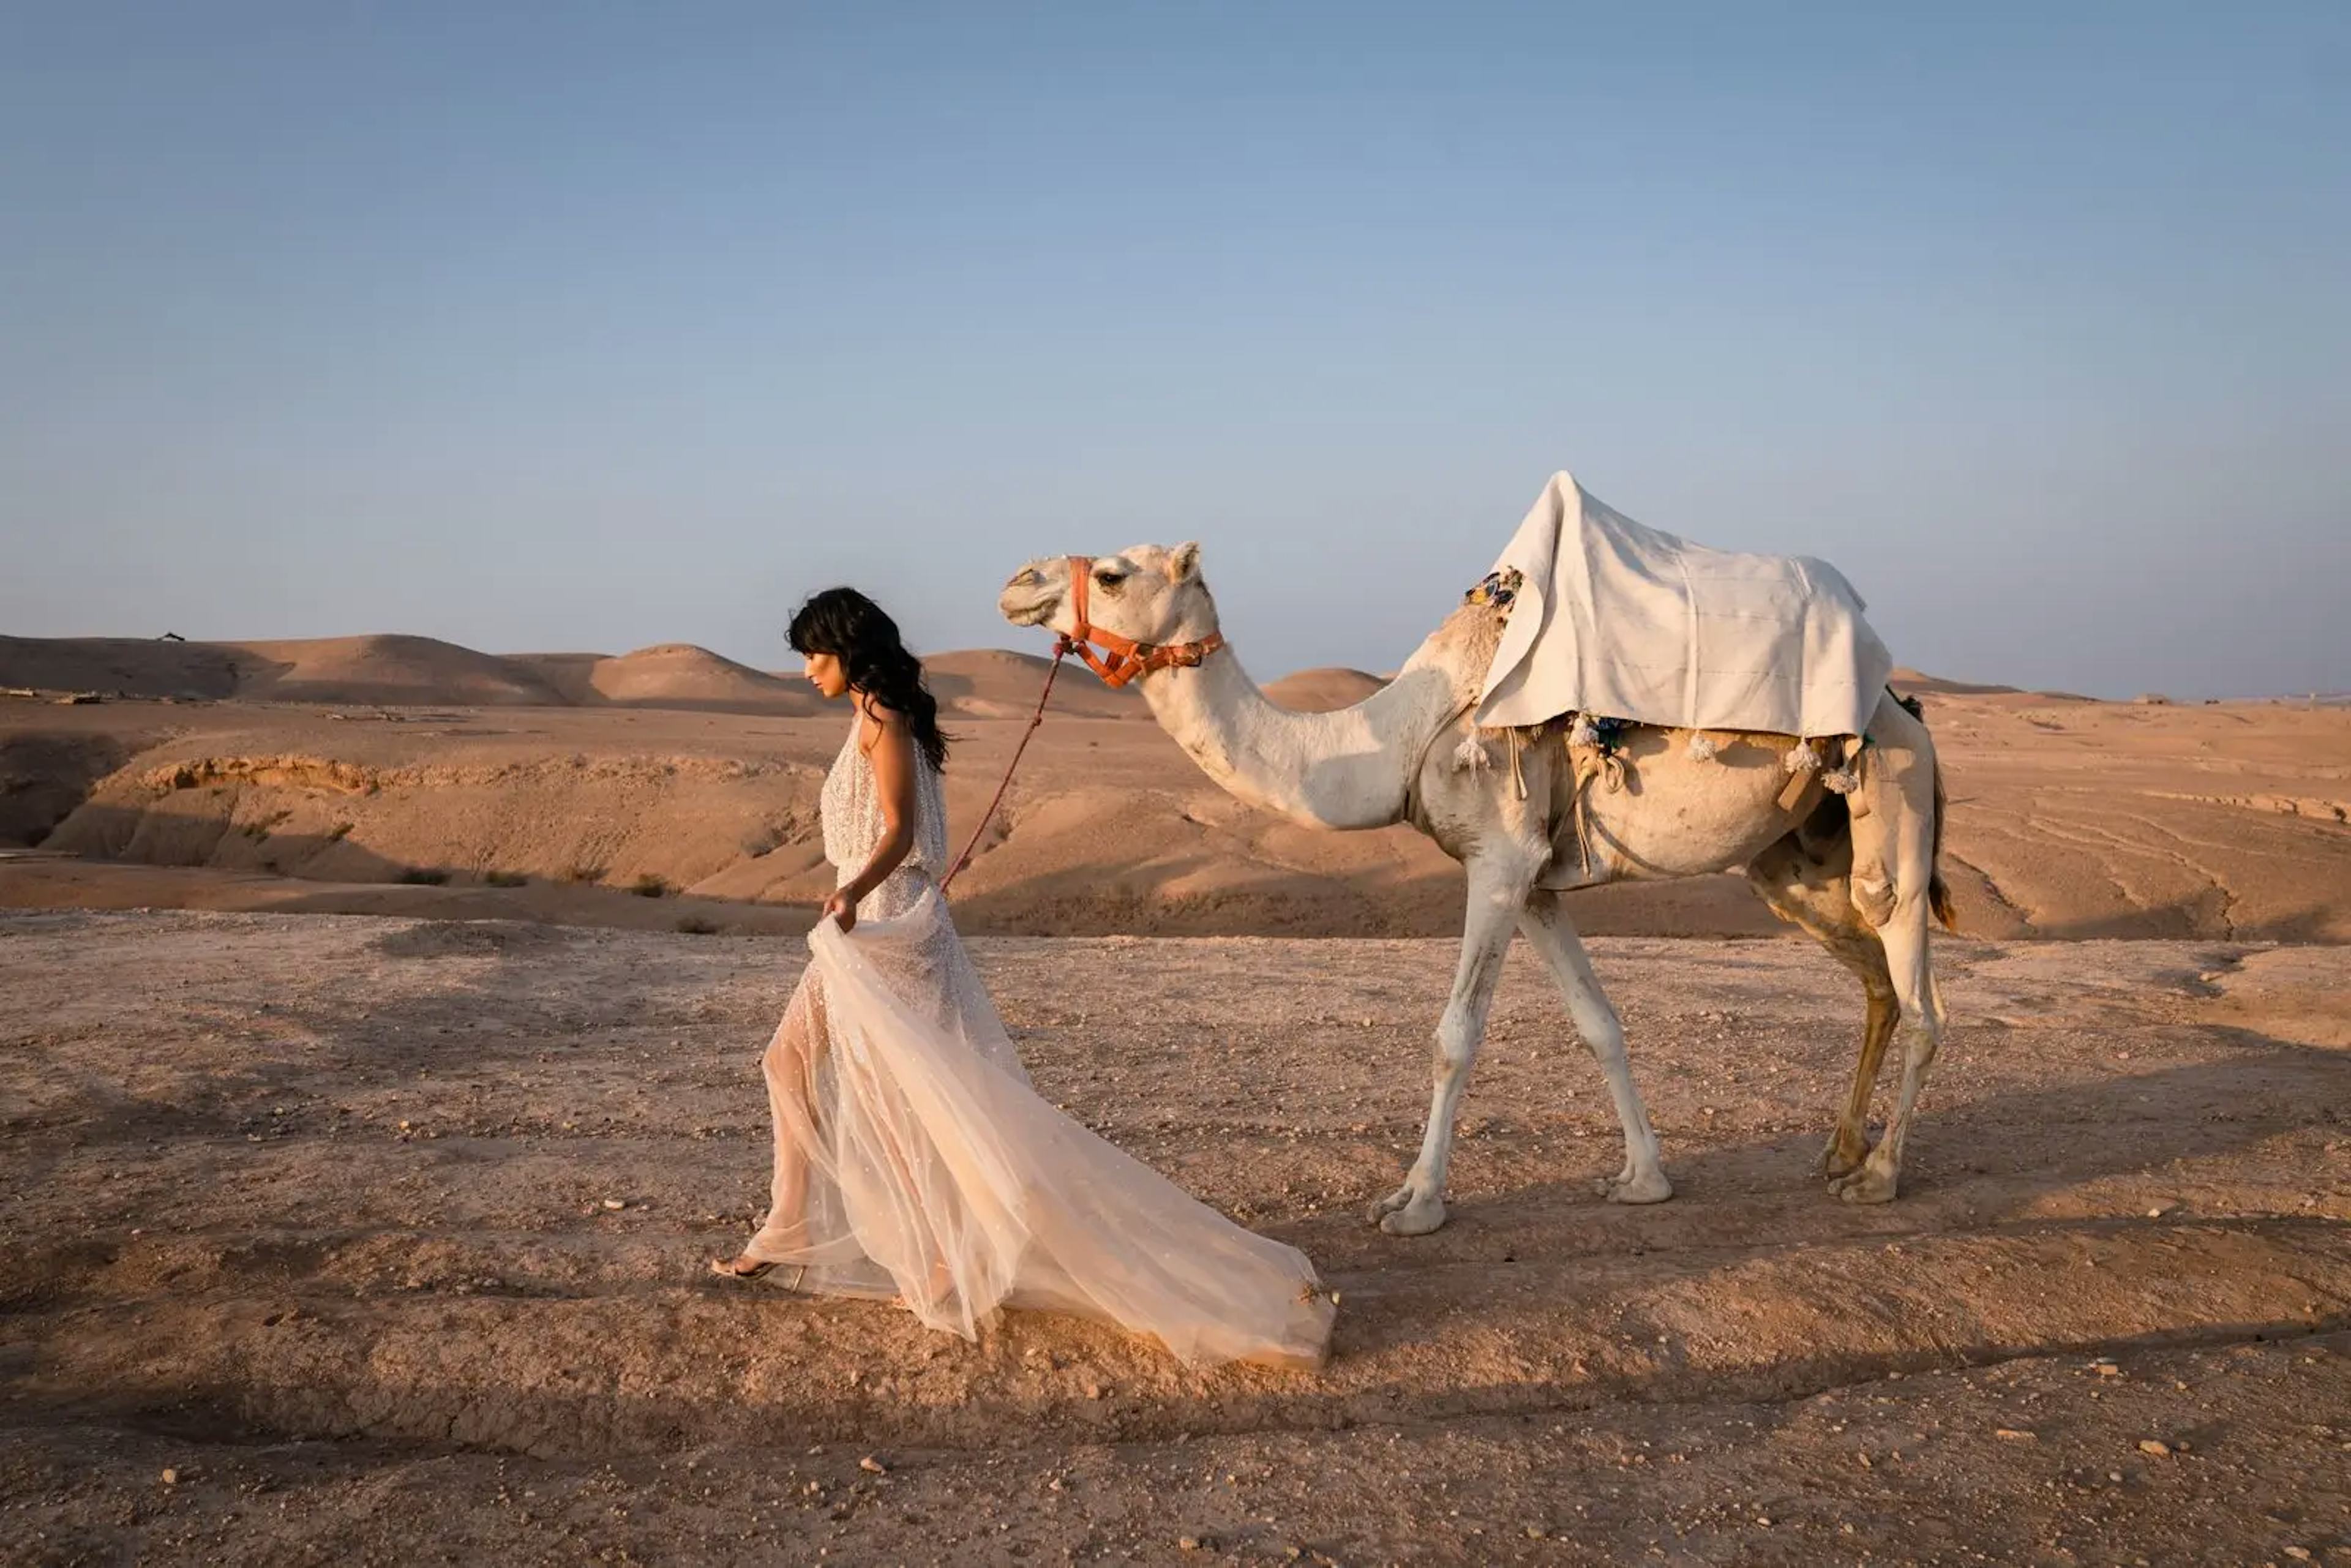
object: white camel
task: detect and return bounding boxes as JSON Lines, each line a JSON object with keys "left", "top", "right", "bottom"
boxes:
{"left": 999, "top": 544, "right": 1952, "bottom": 1235}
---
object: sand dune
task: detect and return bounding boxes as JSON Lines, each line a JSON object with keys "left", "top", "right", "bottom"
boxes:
{"left": 4, "top": 632, "right": 823, "bottom": 716}
{"left": 558, "top": 643, "right": 820, "bottom": 715}
{"left": 921, "top": 648, "right": 1144, "bottom": 720}
{"left": 227, "top": 635, "right": 571, "bottom": 707}
{"left": 5, "top": 643, "right": 2349, "bottom": 940}
{"left": 495, "top": 651, "right": 610, "bottom": 705}
{"left": 0, "top": 634, "right": 243, "bottom": 700}
{"left": 1, "top": 632, "right": 566, "bottom": 707}
{"left": 1262, "top": 666, "right": 1389, "bottom": 711}
{"left": 447, "top": 645, "right": 823, "bottom": 715}
{"left": 1887, "top": 666, "right": 2024, "bottom": 697}
{"left": 924, "top": 653, "right": 1389, "bottom": 721}
{"left": 1, "top": 634, "right": 1152, "bottom": 721}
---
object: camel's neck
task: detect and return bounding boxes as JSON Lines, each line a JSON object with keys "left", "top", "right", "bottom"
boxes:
{"left": 1134, "top": 636, "right": 1472, "bottom": 831}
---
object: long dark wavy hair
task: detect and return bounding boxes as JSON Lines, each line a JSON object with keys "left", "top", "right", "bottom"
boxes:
{"left": 787, "top": 588, "right": 950, "bottom": 771}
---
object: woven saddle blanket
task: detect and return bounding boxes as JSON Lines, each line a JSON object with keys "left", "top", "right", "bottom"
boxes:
{"left": 1472, "top": 471, "right": 1894, "bottom": 740}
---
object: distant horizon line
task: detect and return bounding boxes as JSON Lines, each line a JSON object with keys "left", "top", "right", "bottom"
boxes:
{"left": 6, "top": 626, "right": 2347, "bottom": 706}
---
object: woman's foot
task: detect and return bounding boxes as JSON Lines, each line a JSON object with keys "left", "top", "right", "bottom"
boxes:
{"left": 893, "top": 1256, "right": 957, "bottom": 1314}
{"left": 711, "top": 1255, "right": 808, "bottom": 1291}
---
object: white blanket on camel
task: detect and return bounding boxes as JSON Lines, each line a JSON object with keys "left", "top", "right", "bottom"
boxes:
{"left": 1473, "top": 472, "right": 1894, "bottom": 740}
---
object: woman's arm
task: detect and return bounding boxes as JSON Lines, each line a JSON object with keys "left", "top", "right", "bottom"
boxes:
{"left": 821, "top": 702, "right": 918, "bottom": 931}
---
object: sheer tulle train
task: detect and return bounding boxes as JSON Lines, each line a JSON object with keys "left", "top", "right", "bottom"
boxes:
{"left": 740, "top": 885, "right": 1333, "bottom": 1368}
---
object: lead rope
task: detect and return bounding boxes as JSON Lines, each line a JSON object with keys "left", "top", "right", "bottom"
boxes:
{"left": 939, "top": 640, "right": 1070, "bottom": 893}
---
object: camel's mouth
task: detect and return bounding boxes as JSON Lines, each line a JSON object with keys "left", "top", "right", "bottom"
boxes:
{"left": 998, "top": 562, "right": 1062, "bottom": 628}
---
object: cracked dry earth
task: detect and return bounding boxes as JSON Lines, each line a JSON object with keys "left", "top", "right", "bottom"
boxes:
{"left": 4, "top": 913, "right": 2348, "bottom": 1566}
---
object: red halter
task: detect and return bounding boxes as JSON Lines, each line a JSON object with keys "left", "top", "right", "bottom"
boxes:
{"left": 1056, "top": 556, "right": 1226, "bottom": 689}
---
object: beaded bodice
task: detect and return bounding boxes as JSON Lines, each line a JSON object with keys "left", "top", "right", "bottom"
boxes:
{"left": 819, "top": 712, "right": 951, "bottom": 917}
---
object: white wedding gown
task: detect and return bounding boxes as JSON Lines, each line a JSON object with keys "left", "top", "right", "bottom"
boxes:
{"left": 738, "top": 716, "right": 1335, "bottom": 1368}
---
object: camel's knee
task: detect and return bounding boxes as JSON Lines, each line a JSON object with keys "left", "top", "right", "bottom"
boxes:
{"left": 1850, "top": 863, "right": 1897, "bottom": 928}
{"left": 1545, "top": 968, "right": 1625, "bottom": 1062}
{"left": 1574, "top": 1008, "right": 1630, "bottom": 1070}
{"left": 1886, "top": 978, "right": 1940, "bottom": 1040}
{"left": 1853, "top": 840, "right": 1943, "bottom": 933}
{"left": 1430, "top": 1009, "right": 1483, "bottom": 1080}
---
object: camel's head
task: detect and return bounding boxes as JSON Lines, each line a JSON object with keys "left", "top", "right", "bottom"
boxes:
{"left": 997, "top": 543, "right": 1220, "bottom": 658}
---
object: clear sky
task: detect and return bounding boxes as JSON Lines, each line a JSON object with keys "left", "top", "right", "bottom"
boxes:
{"left": 3, "top": 3, "right": 2344, "bottom": 698}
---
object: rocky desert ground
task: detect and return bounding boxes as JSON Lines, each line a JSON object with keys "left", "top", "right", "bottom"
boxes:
{"left": 2, "top": 632, "right": 2348, "bottom": 1564}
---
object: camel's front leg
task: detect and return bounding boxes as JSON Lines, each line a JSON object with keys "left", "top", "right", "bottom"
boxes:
{"left": 1370, "top": 857, "right": 1532, "bottom": 1236}
{"left": 1517, "top": 889, "right": 1671, "bottom": 1203}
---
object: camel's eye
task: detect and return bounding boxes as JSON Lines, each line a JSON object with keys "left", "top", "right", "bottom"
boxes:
{"left": 1093, "top": 566, "right": 1128, "bottom": 588}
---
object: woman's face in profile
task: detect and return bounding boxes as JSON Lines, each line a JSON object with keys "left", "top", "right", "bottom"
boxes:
{"left": 801, "top": 650, "right": 849, "bottom": 699}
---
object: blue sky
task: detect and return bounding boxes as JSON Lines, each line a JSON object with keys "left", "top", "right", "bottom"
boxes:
{"left": 2, "top": 2, "right": 2344, "bottom": 697}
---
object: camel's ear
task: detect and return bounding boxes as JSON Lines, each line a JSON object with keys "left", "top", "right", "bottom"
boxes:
{"left": 1168, "top": 541, "right": 1202, "bottom": 583}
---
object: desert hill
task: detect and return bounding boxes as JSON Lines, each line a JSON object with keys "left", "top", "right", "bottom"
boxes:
{"left": 0, "top": 632, "right": 2075, "bottom": 722}
{"left": 0, "top": 633, "right": 1172, "bottom": 721}
{"left": 507, "top": 644, "right": 822, "bottom": 715}
{"left": 227, "top": 635, "right": 571, "bottom": 707}
{"left": 6, "top": 676, "right": 2349, "bottom": 940}
{"left": 920, "top": 648, "right": 1144, "bottom": 720}
{"left": 7, "top": 628, "right": 2350, "bottom": 942}
{"left": 493, "top": 651, "right": 608, "bottom": 706}
{"left": 0, "top": 634, "right": 244, "bottom": 700}
{"left": 1888, "top": 666, "right": 2025, "bottom": 697}
{"left": 1262, "top": 666, "right": 1389, "bottom": 711}
{"left": 6, "top": 634, "right": 822, "bottom": 716}
{"left": 2, "top": 632, "right": 568, "bottom": 708}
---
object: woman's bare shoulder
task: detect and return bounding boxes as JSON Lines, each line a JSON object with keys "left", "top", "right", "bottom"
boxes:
{"left": 857, "top": 699, "right": 912, "bottom": 752}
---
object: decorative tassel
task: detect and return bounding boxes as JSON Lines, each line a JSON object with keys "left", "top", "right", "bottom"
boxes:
{"left": 1569, "top": 715, "right": 1600, "bottom": 749}
{"left": 1783, "top": 743, "right": 1822, "bottom": 775}
{"left": 1685, "top": 732, "right": 1720, "bottom": 763}
{"left": 1451, "top": 735, "right": 1490, "bottom": 773}
{"left": 1822, "top": 767, "right": 1860, "bottom": 794}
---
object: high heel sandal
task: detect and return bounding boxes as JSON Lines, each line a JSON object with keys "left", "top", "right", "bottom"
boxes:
{"left": 710, "top": 1256, "right": 808, "bottom": 1289}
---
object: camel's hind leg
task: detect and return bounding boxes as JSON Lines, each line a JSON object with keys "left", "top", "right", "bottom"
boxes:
{"left": 1745, "top": 825, "right": 1897, "bottom": 1180}
{"left": 1517, "top": 888, "right": 1671, "bottom": 1202}
{"left": 1831, "top": 890, "right": 1943, "bottom": 1202}
{"left": 1369, "top": 852, "right": 1537, "bottom": 1236}
{"left": 1824, "top": 700, "right": 1949, "bottom": 1204}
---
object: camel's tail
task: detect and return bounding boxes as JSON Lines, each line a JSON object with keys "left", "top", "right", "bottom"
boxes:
{"left": 1896, "top": 690, "right": 1958, "bottom": 932}
{"left": 1929, "top": 759, "right": 1955, "bottom": 930}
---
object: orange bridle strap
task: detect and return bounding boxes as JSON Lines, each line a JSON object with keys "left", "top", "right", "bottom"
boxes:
{"left": 1059, "top": 556, "right": 1226, "bottom": 689}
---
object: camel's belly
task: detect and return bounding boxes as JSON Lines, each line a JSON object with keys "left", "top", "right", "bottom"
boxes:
{"left": 1540, "top": 740, "right": 1812, "bottom": 888}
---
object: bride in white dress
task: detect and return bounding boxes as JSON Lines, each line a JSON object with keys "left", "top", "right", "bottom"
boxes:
{"left": 711, "top": 588, "right": 1335, "bottom": 1370}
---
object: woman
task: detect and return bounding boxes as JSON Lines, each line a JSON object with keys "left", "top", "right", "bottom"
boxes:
{"left": 711, "top": 588, "right": 1335, "bottom": 1370}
